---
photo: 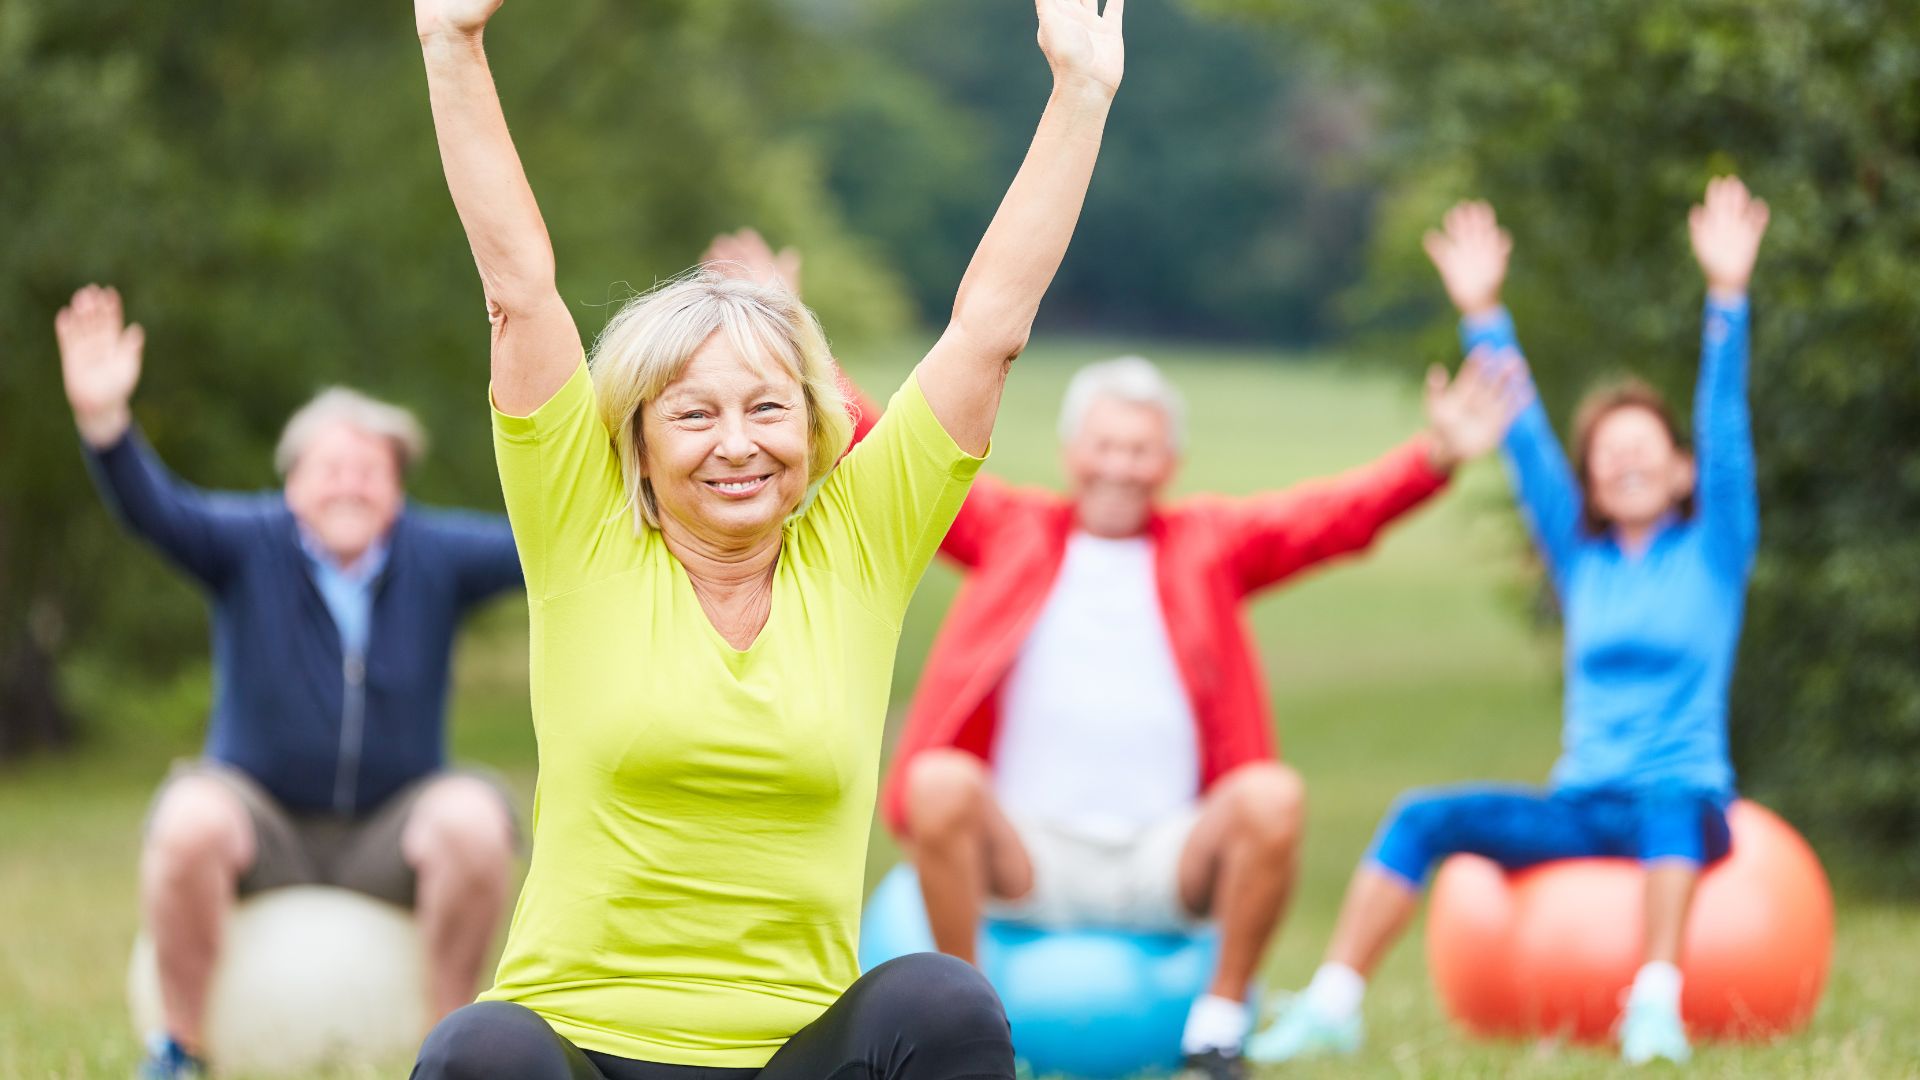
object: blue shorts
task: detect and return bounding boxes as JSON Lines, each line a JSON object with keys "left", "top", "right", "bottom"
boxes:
{"left": 1366, "top": 784, "right": 1734, "bottom": 889}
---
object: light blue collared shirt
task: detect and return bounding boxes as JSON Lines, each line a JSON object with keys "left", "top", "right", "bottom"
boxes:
{"left": 299, "top": 531, "right": 390, "bottom": 657}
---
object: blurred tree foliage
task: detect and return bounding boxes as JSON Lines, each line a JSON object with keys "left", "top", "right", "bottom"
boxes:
{"left": 0, "top": 0, "right": 1395, "bottom": 759}
{"left": 0, "top": 0, "right": 911, "bottom": 755}
{"left": 1199, "top": 0, "right": 1920, "bottom": 887}
{"left": 802, "top": 0, "right": 1373, "bottom": 342}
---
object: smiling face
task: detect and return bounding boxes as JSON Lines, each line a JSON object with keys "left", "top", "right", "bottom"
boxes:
{"left": 283, "top": 421, "right": 406, "bottom": 565}
{"left": 1583, "top": 403, "right": 1696, "bottom": 534}
{"left": 639, "top": 333, "right": 812, "bottom": 548}
{"left": 1062, "top": 396, "right": 1180, "bottom": 538}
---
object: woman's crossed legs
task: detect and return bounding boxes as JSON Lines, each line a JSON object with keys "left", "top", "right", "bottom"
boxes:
{"left": 413, "top": 952, "right": 1013, "bottom": 1080}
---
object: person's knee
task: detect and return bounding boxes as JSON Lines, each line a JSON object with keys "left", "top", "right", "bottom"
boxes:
{"left": 1371, "top": 788, "right": 1455, "bottom": 879}
{"left": 867, "top": 953, "right": 1009, "bottom": 1049}
{"left": 1382, "top": 788, "right": 1449, "bottom": 843}
{"left": 413, "top": 1002, "right": 561, "bottom": 1080}
{"left": 1227, "top": 762, "right": 1306, "bottom": 851}
{"left": 404, "top": 779, "right": 514, "bottom": 886}
{"left": 904, "top": 751, "right": 991, "bottom": 845}
{"left": 143, "top": 778, "right": 252, "bottom": 885}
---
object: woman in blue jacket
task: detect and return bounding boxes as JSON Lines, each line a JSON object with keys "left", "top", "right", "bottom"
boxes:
{"left": 1251, "top": 177, "right": 1770, "bottom": 1067}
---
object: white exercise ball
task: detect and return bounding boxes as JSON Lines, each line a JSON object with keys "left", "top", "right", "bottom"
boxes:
{"left": 128, "top": 885, "right": 429, "bottom": 1076}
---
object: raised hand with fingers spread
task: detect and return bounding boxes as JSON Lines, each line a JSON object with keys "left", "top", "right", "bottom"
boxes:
{"left": 1423, "top": 346, "right": 1532, "bottom": 471}
{"left": 1423, "top": 200, "right": 1512, "bottom": 319}
{"left": 54, "top": 284, "right": 146, "bottom": 449}
{"left": 702, "top": 228, "right": 803, "bottom": 297}
{"left": 1690, "top": 175, "right": 1770, "bottom": 302}
{"left": 1036, "top": 0, "right": 1126, "bottom": 98}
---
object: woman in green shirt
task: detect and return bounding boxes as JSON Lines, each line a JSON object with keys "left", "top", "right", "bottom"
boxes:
{"left": 409, "top": 0, "right": 1126, "bottom": 1076}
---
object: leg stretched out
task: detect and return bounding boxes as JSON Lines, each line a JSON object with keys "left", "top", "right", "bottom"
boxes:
{"left": 1251, "top": 785, "right": 1728, "bottom": 1063}
{"left": 1250, "top": 785, "right": 1612, "bottom": 1062}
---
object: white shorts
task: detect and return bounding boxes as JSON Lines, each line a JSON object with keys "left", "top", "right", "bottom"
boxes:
{"left": 989, "top": 810, "right": 1204, "bottom": 932}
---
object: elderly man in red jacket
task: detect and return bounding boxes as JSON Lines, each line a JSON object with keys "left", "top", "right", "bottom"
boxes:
{"left": 706, "top": 231, "right": 1521, "bottom": 1078}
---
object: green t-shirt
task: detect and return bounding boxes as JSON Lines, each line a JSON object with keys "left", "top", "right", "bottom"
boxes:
{"left": 479, "top": 359, "right": 983, "bottom": 1066}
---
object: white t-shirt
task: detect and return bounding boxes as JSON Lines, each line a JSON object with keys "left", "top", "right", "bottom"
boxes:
{"left": 992, "top": 532, "right": 1202, "bottom": 841}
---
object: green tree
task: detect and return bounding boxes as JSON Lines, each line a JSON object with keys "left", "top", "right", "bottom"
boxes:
{"left": 1197, "top": 0, "right": 1920, "bottom": 887}
{"left": 0, "top": 0, "right": 909, "bottom": 755}
{"left": 806, "top": 0, "right": 1373, "bottom": 343}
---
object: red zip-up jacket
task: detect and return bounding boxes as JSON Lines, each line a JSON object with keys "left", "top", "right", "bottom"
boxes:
{"left": 839, "top": 381, "right": 1451, "bottom": 838}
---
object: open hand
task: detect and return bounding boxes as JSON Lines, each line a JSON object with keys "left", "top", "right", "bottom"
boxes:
{"left": 1423, "top": 346, "right": 1531, "bottom": 470}
{"left": 1036, "top": 0, "right": 1125, "bottom": 98}
{"left": 1690, "top": 175, "right": 1769, "bottom": 300}
{"left": 416, "top": 0, "right": 503, "bottom": 41}
{"left": 703, "top": 228, "right": 803, "bottom": 297}
{"left": 1423, "top": 200, "right": 1512, "bottom": 319}
{"left": 54, "top": 284, "right": 146, "bottom": 448}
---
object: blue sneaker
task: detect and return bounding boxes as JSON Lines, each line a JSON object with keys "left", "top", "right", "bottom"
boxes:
{"left": 1619, "top": 999, "right": 1692, "bottom": 1065}
{"left": 1245, "top": 995, "right": 1363, "bottom": 1063}
{"left": 135, "top": 1034, "right": 207, "bottom": 1080}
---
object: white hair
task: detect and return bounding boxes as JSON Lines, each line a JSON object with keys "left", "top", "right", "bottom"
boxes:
{"left": 275, "top": 388, "right": 428, "bottom": 476}
{"left": 1057, "top": 355, "right": 1186, "bottom": 450}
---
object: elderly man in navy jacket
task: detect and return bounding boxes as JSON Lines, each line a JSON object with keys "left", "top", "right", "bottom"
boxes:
{"left": 56, "top": 285, "right": 524, "bottom": 1079}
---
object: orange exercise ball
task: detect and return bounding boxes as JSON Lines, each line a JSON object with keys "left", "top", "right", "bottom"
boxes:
{"left": 1426, "top": 801, "right": 1832, "bottom": 1042}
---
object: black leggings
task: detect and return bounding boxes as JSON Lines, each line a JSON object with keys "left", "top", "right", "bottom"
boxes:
{"left": 413, "top": 953, "right": 1014, "bottom": 1080}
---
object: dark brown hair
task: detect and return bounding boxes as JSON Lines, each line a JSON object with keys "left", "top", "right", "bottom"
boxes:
{"left": 1570, "top": 379, "right": 1695, "bottom": 535}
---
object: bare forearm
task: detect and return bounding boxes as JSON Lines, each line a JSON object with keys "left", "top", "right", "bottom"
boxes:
{"left": 917, "top": 82, "right": 1113, "bottom": 452}
{"left": 949, "top": 83, "right": 1111, "bottom": 359}
{"left": 419, "top": 30, "right": 580, "bottom": 411}
{"left": 420, "top": 32, "right": 555, "bottom": 307}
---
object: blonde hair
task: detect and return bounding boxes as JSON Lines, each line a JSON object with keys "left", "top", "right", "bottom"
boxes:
{"left": 275, "top": 387, "right": 427, "bottom": 476}
{"left": 589, "top": 269, "right": 853, "bottom": 531}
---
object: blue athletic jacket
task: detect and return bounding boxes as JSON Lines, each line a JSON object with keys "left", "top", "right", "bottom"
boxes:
{"left": 86, "top": 429, "right": 524, "bottom": 815}
{"left": 1464, "top": 297, "right": 1757, "bottom": 797}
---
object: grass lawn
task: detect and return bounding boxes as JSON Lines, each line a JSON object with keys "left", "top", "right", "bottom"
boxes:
{"left": 2, "top": 338, "right": 1912, "bottom": 1078}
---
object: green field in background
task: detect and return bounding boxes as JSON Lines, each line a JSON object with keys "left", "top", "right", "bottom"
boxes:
{"left": 2, "top": 340, "right": 1912, "bottom": 1078}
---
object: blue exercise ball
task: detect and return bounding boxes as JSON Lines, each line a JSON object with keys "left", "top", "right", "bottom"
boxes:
{"left": 861, "top": 865, "right": 1226, "bottom": 1078}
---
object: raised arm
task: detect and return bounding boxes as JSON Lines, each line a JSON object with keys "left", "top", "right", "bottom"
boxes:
{"left": 421, "top": 508, "right": 525, "bottom": 606}
{"left": 416, "top": 0, "right": 581, "bottom": 415}
{"left": 913, "top": 0, "right": 1124, "bottom": 456}
{"left": 1221, "top": 443, "right": 1446, "bottom": 593}
{"left": 702, "top": 229, "right": 1021, "bottom": 568}
{"left": 1426, "top": 200, "right": 1582, "bottom": 588}
{"left": 56, "top": 284, "right": 143, "bottom": 451}
{"left": 1687, "top": 175, "right": 1768, "bottom": 572}
{"left": 56, "top": 285, "right": 251, "bottom": 586}
{"left": 1225, "top": 345, "right": 1527, "bottom": 592}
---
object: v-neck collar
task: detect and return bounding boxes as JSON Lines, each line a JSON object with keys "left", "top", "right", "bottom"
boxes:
{"left": 667, "top": 538, "right": 785, "bottom": 659}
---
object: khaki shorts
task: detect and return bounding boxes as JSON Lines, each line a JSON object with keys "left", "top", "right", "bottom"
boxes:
{"left": 989, "top": 810, "right": 1204, "bottom": 932}
{"left": 145, "top": 760, "right": 521, "bottom": 908}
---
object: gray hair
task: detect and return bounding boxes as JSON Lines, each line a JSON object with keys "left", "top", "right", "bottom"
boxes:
{"left": 1057, "top": 355, "right": 1186, "bottom": 450}
{"left": 275, "top": 387, "right": 428, "bottom": 476}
